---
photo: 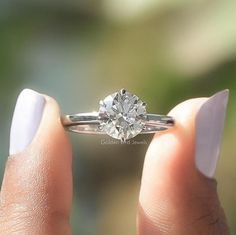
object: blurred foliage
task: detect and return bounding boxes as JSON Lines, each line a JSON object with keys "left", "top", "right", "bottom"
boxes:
{"left": 0, "top": 1, "right": 236, "bottom": 234}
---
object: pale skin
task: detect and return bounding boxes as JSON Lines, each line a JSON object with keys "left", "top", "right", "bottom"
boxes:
{"left": 0, "top": 95, "right": 230, "bottom": 235}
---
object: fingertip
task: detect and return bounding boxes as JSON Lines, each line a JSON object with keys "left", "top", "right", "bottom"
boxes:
{"left": 9, "top": 89, "right": 46, "bottom": 155}
{"left": 141, "top": 96, "right": 209, "bottom": 195}
{"left": 2, "top": 90, "right": 73, "bottom": 234}
{"left": 168, "top": 97, "right": 208, "bottom": 131}
{"left": 144, "top": 97, "right": 208, "bottom": 179}
{"left": 138, "top": 96, "right": 220, "bottom": 234}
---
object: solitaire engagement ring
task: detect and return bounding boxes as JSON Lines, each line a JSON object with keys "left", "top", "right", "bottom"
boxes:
{"left": 62, "top": 89, "right": 175, "bottom": 142}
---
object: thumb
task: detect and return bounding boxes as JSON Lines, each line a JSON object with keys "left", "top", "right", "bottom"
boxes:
{"left": 138, "top": 90, "right": 230, "bottom": 235}
{"left": 0, "top": 89, "right": 72, "bottom": 235}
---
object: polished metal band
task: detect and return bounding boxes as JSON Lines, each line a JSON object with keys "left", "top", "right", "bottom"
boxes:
{"left": 62, "top": 112, "right": 175, "bottom": 134}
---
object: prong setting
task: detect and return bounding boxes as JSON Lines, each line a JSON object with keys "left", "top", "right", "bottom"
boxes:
{"left": 98, "top": 89, "right": 147, "bottom": 141}
{"left": 120, "top": 88, "right": 126, "bottom": 94}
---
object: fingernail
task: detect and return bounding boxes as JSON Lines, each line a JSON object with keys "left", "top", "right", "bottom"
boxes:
{"left": 195, "top": 90, "right": 229, "bottom": 178}
{"left": 9, "top": 89, "right": 46, "bottom": 155}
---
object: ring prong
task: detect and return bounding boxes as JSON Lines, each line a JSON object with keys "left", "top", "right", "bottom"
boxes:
{"left": 120, "top": 88, "right": 126, "bottom": 94}
{"left": 99, "top": 100, "right": 104, "bottom": 106}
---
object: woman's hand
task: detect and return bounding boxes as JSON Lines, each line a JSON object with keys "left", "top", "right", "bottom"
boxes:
{"left": 0, "top": 89, "right": 230, "bottom": 235}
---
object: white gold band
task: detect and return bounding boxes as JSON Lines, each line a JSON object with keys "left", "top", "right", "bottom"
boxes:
{"left": 62, "top": 112, "right": 175, "bottom": 134}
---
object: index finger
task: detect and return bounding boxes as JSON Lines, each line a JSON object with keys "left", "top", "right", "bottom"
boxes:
{"left": 138, "top": 91, "right": 229, "bottom": 235}
{"left": 0, "top": 89, "right": 73, "bottom": 235}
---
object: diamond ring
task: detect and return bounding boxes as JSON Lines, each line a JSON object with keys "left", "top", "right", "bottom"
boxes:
{"left": 62, "top": 89, "right": 175, "bottom": 142}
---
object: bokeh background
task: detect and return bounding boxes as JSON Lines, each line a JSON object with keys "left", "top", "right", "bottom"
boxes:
{"left": 0, "top": 1, "right": 235, "bottom": 234}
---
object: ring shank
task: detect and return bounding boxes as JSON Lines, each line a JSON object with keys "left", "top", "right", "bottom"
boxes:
{"left": 62, "top": 112, "right": 174, "bottom": 134}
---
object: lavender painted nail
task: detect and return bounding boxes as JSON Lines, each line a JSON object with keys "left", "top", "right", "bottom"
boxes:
{"left": 9, "top": 89, "right": 45, "bottom": 155}
{"left": 195, "top": 90, "right": 229, "bottom": 178}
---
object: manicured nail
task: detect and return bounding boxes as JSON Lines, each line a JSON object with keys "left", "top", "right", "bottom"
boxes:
{"left": 9, "top": 89, "right": 45, "bottom": 155}
{"left": 195, "top": 90, "right": 229, "bottom": 178}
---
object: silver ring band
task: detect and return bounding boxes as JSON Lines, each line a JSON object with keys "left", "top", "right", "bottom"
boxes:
{"left": 62, "top": 89, "right": 175, "bottom": 141}
{"left": 62, "top": 112, "right": 175, "bottom": 134}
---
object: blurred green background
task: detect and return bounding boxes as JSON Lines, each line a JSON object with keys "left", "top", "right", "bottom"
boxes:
{"left": 0, "top": 1, "right": 235, "bottom": 234}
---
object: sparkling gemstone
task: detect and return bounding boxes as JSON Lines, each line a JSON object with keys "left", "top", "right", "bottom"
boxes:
{"left": 98, "top": 89, "right": 147, "bottom": 141}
